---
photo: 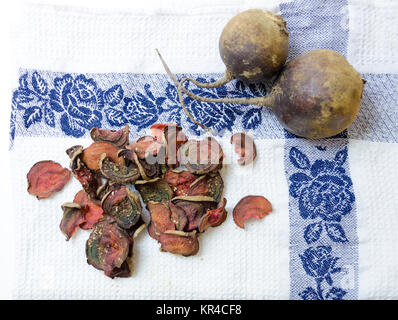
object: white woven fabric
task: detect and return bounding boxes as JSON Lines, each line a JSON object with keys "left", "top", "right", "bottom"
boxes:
{"left": 347, "top": 0, "right": 398, "bottom": 74}
{"left": 11, "top": 0, "right": 283, "bottom": 74}
{"left": 11, "top": 136, "right": 290, "bottom": 299}
{"left": 348, "top": 140, "right": 398, "bottom": 299}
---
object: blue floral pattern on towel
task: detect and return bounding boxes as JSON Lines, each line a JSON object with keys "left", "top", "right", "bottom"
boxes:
{"left": 280, "top": 0, "right": 359, "bottom": 300}
{"left": 49, "top": 74, "right": 104, "bottom": 137}
{"left": 299, "top": 246, "right": 347, "bottom": 300}
{"left": 289, "top": 146, "right": 354, "bottom": 241}
{"left": 286, "top": 143, "right": 357, "bottom": 300}
{"left": 11, "top": 71, "right": 271, "bottom": 143}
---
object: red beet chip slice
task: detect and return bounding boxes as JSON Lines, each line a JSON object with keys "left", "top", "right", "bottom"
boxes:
{"left": 164, "top": 170, "right": 197, "bottom": 196}
{"left": 90, "top": 124, "right": 129, "bottom": 148}
{"left": 150, "top": 123, "right": 173, "bottom": 140}
{"left": 86, "top": 216, "right": 132, "bottom": 278}
{"left": 198, "top": 198, "right": 228, "bottom": 232}
{"left": 127, "top": 136, "right": 162, "bottom": 160}
{"left": 150, "top": 123, "right": 187, "bottom": 146}
{"left": 27, "top": 160, "right": 71, "bottom": 199}
{"left": 186, "top": 172, "right": 224, "bottom": 203}
{"left": 146, "top": 202, "right": 175, "bottom": 240}
{"left": 178, "top": 137, "right": 223, "bottom": 174}
{"left": 73, "top": 190, "right": 103, "bottom": 230}
{"left": 82, "top": 142, "right": 125, "bottom": 171}
{"left": 169, "top": 201, "right": 188, "bottom": 231}
{"left": 159, "top": 230, "right": 199, "bottom": 257}
{"left": 162, "top": 125, "right": 188, "bottom": 167}
{"left": 147, "top": 222, "right": 160, "bottom": 241}
{"left": 136, "top": 179, "right": 173, "bottom": 204}
{"left": 171, "top": 196, "right": 217, "bottom": 231}
{"left": 59, "top": 203, "right": 85, "bottom": 240}
{"left": 233, "top": 195, "right": 272, "bottom": 228}
{"left": 68, "top": 146, "right": 101, "bottom": 200}
{"left": 101, "top": 185, "right": 142, "bottom": 230}
{"left": 230, "top": 132, "right": 257, "bottom": 165}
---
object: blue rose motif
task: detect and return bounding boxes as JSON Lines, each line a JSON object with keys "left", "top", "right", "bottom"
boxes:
{"left": 165, "top": 82, "right": 178, "bottom": 103}
{"left": 123, "top": 95, "right": 158, "bottom": 129}
{"left": 300, "top": 246, "right": 341, "bottom": 284}
{"left": 185, "top": 94, "right": 240, "bottom": 135}
{"left": 162, "top": 82, "right": 183, "bottom": 124}
{"left": 299, "top": 171, "right": 354, "bottom": 222}
{"left": 49, "top": 74, "right": 103, "bottom": 137}
{"left": 181, "top": 78, "right": 243, "bottom": 135}
{"left": 298, "top": 246, "right": 346, "bottom": 300}
{"left": 12, "top": 72, "right": 55, "bottom": 130}
{"left": 299, "top": 287, "right": 320, "bottom": 300}
{"left": 9, "top": 101, "right": 17, "bottom": 144}
{"left": 289, "top": 147, "right": 355, "bottom": 222}
{"left": 121, "top": 84, "right": 166, "bottom": 131}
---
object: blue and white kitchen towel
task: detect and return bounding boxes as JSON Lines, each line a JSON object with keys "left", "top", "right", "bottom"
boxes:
{"left": 9, "top": 0, "right": 398, "bottom": 299}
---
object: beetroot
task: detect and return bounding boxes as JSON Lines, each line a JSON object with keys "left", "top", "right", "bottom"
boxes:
{"left": 166, "top": 9, "right": 288, "bottom": 88}
{"left": 160, "top": 49, "right": 365, "bottom": 138}
{"left": 157, "top": 9, "right": 288, "bottom": 131}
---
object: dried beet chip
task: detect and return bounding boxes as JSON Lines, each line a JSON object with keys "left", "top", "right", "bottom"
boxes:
{"left": 171, "top": 195, "right": 217, "bottom": 202}
{"left": 173, "top": 201, "right": 207, "bottom": 231}
{"left": 137, "top": 157, "right": 161, "bottom": 180}
{"left": 187, "top": 172, "right": 224, "bottom": 203}
{"left": 162, "top": 125, "right": 188, "bottom": 168}
{"left": 107, "top": 259, "right": 133, "bottom": 278}
{"left": 127, "top": 136, "right": 162, "bottom": 160}
{"left": 171, "top": 197, "right": 217, "bottom": 231}
{"left": 164, "top": 170, "right": 197, "bottom": 196}
{"left": 99, "top": 154, "right": 140, "bottom": 184}
{"left": 198, "top": 198, "right": 227, "bottom": 233}
{"left": 146, "top": 202, "right": 175, "bottom": 239}
{"left": 230, "top": 133, "right": 257, "bottom": 165}
{"left": 69, "top": 148, "right": 101, "bottom": 200}
{"left": 233, "top": 195, "right": 272, "bottom": 229}
{"left": 147, "top": 222, "right": 160, "bottom": 241}
{"left": 178, "top": 137, "right": 223, "bottom": 174}
{"left": 150, "top": 123, "right": 187, "bottom": 145}
{"left": 27, "top": 160, "right": 71, "bottom": 200}
{"left": 169, "top": 201, "right": 188, "bottom": 231}
{"left": 150, "top": 123, "right": 173, "bottom": 140}
{"left": 86, "top": 216, "right": 132, "bottom": 278}
{"left": 96, "top": 181, "right": 121, "bottom": 201}
{"left": 67, "top": 145, "right": 83, "bottom": 160}
{"left": 118, "top": 149, "right": 161, "bottom": 180}
{"left": 59, "top": 202, "right": 84, "bottom": 240}
{"left": 134, "top": 177, "right": 161, "bottom": 185}
{"left": 90, "top": 124, "right": 129, "bottom": 148}
{"left": 101, "top": 186, "right": 142, "bottom": 229}
{"left": 74, "top": 160, "right": 101, "bottom": 200}
{"left": 82, "top": 142, "right": 125, "bottom": 171}
{"left": 73, "top": 190, "right": 103, "bottom": 230}
{"left": 130, "top": 221, "right": 146, "bottom": 239}
{"left": 66, "top": 145, "right": 84, "bottom": 158}
{"left": 136, "top": 180, "right": 173, "bottom": 204}
{"left": 159, "top": 230, "right": 199, "bottom": 257}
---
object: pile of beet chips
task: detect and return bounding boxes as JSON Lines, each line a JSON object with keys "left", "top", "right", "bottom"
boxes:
{"left": 27, "top": 123, "right": 271, "bottom": 278}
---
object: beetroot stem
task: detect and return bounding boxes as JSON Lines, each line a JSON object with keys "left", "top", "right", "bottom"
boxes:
{"left": 178, "top": 78, "right": 268, "bottom": 106}
{"left": 156, "top": 49, "right": 271, "bottom": 134}
{"left": 156, "top": 49, "right": 215, "bottom": 133}
{"left": 184, "top": 70, "right": 234, "bottom": 89}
